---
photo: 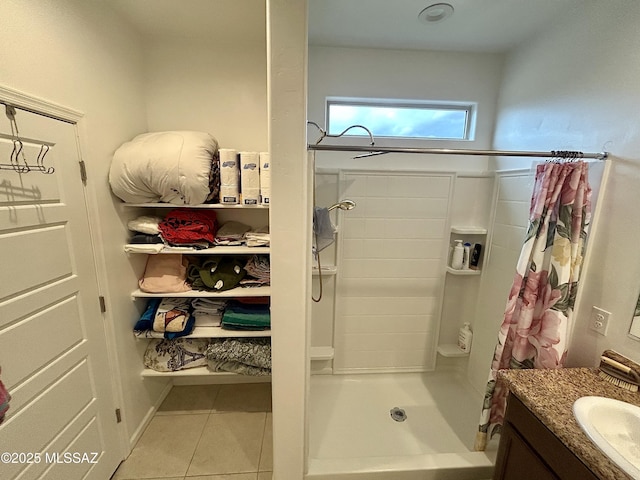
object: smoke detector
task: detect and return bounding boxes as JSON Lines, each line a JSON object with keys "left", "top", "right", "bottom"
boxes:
{"left": 418, "top": 3, "right": 454, "bottom": 24}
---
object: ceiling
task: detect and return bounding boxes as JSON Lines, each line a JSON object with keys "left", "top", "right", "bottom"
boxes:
{"left": 108, "top": 0, "right": 582, "bottom": 53}
{"left": 107, "top": 0, "right": 267, "bottom": 44}
{"left": 308, "top": 0, "right": 583, "bottom": 53}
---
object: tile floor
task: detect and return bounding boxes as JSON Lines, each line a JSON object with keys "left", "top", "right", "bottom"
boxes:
{"left": 112, "top": 383, "right": 272, "bottom": 480}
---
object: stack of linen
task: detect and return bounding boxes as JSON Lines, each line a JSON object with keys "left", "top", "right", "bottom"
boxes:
{"left": 206, "top": 337, "right": 271, "bottom": 376}
{"left": 191, "top": 298, "right": 227, "bottom": 327}
{"left": 134, "top": 297, "right": 195, "bottom": 339}
{"left": 221, "top": 299, "right": 270, "bottom": 331}
{"left": 214, "top": 221, "right": 251, "bottom": 246}
{"left": 244, "top": 225, "right": 270, "bottom": 247}
{"left": 240, "top": 255, "right": 270, "bottom": 287}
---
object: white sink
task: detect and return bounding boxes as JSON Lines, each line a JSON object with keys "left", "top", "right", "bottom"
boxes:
{"left": 573, "top": 396, "right": 640, "bottom": 479}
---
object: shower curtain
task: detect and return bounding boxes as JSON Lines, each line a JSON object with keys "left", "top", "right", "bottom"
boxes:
{"left": 474, "top": 161, "right": 592, "bottom": 451}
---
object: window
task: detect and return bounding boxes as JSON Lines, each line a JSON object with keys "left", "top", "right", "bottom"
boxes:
{"left": 326, "top": 98, "right": 474, "bottom": 141}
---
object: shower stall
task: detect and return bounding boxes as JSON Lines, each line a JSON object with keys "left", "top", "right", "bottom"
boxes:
{"left": 305, "top": 143, "right": 607, "bottom": 480}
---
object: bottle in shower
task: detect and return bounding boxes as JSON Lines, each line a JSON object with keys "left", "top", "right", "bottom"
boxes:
{"left": 458, "top": 322, "right": 473, "bottom": 353}
{"left": 462, "top": 242, "right": 471, "bottom": 270}
{"left": 451, "top": 239, "right": 464, "bottom": 269}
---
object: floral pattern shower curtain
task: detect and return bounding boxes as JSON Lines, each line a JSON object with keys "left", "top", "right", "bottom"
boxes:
{"left": 474, "top": 161, "right": 592, "bottom": 451}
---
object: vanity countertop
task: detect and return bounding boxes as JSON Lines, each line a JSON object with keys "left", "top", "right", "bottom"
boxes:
{"left": 498, "top": 367, "right": 640, "bottom": 480}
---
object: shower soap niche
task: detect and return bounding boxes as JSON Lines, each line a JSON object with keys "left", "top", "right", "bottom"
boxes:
{"left": 437, "top": 344, "right": 469, "bottom": 357}
{"left": 447, "top": 226, "right": 487, "bottom": 275}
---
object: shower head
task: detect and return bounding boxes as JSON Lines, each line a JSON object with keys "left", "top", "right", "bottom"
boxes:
{"left": 327, "top": 199, "right": 356, "bottom": 211}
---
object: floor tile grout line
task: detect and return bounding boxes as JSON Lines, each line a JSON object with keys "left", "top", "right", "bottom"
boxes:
{"left": 256, "top": 411, "right": 269, "bottom": 473}
{"left": 182, "top": 410, "right": 214, "bottom": 477}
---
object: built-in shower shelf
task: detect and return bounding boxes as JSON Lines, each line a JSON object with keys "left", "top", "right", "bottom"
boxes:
{"left": 312, "top": 266, "right": 337, "bottom": 276}
{"left": 310, "top": 346, "right": 334, "bottom": 361}
{"left": 450, "top": 226, "right": 487, "bottom": 235}
{"left": 437, "top": 344, "right": 469, "bottom": 357}
{"left": 446, "top": 267, "right": 481, "bottom": 276}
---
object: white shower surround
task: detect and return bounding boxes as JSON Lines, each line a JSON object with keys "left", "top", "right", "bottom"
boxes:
{"left": 334, "top": 170, "right": 454, "bottom": 373}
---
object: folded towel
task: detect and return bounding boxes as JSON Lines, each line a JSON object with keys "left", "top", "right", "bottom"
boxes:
{"left": 206, "top": 337, "right": 271, "bottom": 369}
{"left": 135, "top": 316, "right": 195, "bottom": 339}
{"left": 127, "top": 215, "right": 163, "bottom": 235}
{"left": 134, "top": 298, "right": 162, "bottom": 331}
{"left": 207, "top": 359, "right": 271, "bottom": 376}
{"left": 245, "top": 226, "right": 270, "bottom": 247}
{"left": 139, "top": 254, "right": 190, "bottom": 293}
{"left": 243, "top": 255, "right": 270, "bottom": 284}
{"left": 215, "top": 221, "right": 251, "bottom": 245}
{"left": 221, "top": 301, "right": 270, "bottom": 330}
{"left": 193, "top": 312, "right": 222, "bottom": 327}
{"left": 153, "top": 297, "right": 192, "bottom": 333}
{"left": 124, "top": 244, "right": 164, "bottom": 254}
{"left": 158, "top": 209, "right": 218, "bottom": 246}
{"left": 144, "top": 338, "right": 209, "bottom": 372}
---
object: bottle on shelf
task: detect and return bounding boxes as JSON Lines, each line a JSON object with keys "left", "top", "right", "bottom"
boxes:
{"left": 451, "top": 239, "right": 464, "bottom": 269}
{"left": 469, "top": 243, "right": 482, "bottom": 270}
{"left": 458, "top": 322, "right": 473, "bottom": 353}
{"left": 462, "top": 242, "right": 471, "bottom": 270}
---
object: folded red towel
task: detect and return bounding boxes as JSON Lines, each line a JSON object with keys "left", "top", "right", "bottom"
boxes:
{"left": 159, "top": 209, "right": 218, "bottom": 245}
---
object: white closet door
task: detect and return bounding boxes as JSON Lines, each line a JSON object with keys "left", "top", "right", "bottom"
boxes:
{"left": 0, "top": 108, "right": 121, "bottom": 480}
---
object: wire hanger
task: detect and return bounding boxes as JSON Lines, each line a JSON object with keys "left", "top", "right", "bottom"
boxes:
{"left": 1, "top": 104, "right": 54, "bottom": 174}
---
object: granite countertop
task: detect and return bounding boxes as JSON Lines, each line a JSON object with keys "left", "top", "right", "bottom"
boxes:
{"left": 498, "top": 367, "right": 640, "bottom": 480}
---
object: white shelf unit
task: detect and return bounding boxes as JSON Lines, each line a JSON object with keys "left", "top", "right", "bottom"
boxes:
{"left": 136, "top": 326, "right": 270, "bottom": 340}
{"left": 125, "top": 245, "right": 270, "bottom": 255}
{"left": 122, "top": 202, "right": 269, "bottom": 209}
{"left": 128, "top": 202, "right": 271, "bottom": 379}
{"left": 140, "top": 366, "right": 272, "bottom": 379}
{"left": 131, "top": 286, "right": 270, "bottom": 298}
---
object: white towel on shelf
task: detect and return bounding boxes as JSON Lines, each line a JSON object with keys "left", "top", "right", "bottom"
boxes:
{"left": 219, "top": 148, "right": 239, "bottom": 204}
{"left": 259, "top": 152, "right": 270, "bottom": 205}
{"left": 240, "top": 151, "right": 260, "bottom": 205}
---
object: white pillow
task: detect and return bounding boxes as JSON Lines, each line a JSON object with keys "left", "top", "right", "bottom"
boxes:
{"left": 109, "top": 131, "right": 218, "bottom": 205}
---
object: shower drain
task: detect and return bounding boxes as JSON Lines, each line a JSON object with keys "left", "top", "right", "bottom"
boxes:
{"left": 390, "top": 407, "right": 407, "bottom": 422}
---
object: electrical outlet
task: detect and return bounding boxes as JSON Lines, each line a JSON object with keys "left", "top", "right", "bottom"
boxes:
{"left": 590, "top": 306, "right": 611, "bottom": 336}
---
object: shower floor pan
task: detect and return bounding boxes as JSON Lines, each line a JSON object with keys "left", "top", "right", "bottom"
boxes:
{"left": 306, "top": 369, "right": 497, "bottom": 480}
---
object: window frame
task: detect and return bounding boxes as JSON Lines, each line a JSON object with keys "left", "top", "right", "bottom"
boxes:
{"left": 325, "top": 97, "right": 476, "bottom": 142}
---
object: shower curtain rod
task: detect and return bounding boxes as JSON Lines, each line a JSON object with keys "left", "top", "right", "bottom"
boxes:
{"left": 307, "top": 144, "right": 608, "bottom": 160}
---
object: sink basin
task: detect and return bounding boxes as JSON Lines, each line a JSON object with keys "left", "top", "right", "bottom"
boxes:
{"left": 573, "top": 396, "right": 640, "bottom": 479}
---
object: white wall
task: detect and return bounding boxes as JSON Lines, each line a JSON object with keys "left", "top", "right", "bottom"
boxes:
{"left": 0, "top": 0, "right": 165, "bottom": 452}
{"left": 143, "top": 37, "right": 268, "bottom": 151}
{"left": 308, "top": 46, "right": 504, "bottom": 172}
{"left": 268, "top": 1, "right": 310, "bottom": 478}
{"left": 491, "top": 1, "right": 640, "bottom": 366}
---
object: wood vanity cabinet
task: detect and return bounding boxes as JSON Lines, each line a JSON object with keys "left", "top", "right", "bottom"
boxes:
{"left": 493, "top": 394, "right": 599, "bottom": 480}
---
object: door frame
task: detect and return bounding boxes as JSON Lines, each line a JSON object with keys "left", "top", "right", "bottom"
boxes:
{"left": 0, "top": 84, "right": 128, "bottom": 460}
